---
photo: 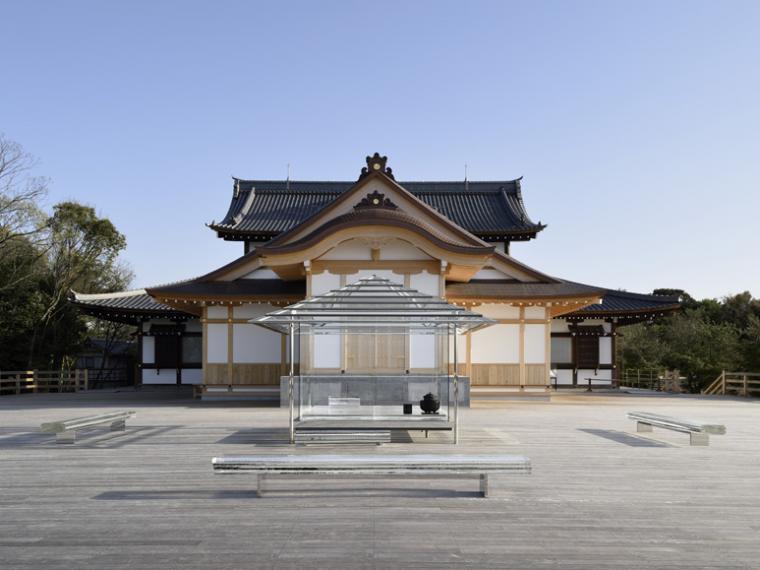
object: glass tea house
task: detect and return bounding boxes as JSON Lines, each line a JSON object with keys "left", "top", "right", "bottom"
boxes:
{"left": 254, "top": 276, "right": 495, "bottom": 443}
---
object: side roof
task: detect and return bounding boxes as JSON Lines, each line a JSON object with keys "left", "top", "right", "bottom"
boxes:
{"left": 209, "top": 178, "right": 545, "bottom": 242}
{"left": 70, "top": 290, "right": 192, "bottom": 325}
{"left": 565, "top": 289, "right": 681, "bottom": 323}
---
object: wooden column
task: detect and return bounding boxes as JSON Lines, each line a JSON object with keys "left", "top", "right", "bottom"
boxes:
{"left": 519, "top": 306, "right": 526, "bottom": 390}
{"left": 227, "top": 306, "right": 234, "bottom": 384}
{"left": 545, "top": 314, "right": 552, "bottom": 391}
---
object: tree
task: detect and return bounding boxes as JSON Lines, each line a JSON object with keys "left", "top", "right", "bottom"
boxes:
{"left": 0, "top": 134, "right": 48, "bottom": 292}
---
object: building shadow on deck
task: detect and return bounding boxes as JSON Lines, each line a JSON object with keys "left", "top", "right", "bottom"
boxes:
{"left": 578, "top": 428, "right": 676, "bottom": 447}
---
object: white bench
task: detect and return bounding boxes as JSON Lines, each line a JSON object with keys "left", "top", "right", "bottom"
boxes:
{"left": 628, "top": 411, "right": 726, "bottom": 446}
{"left": 295, "top": 430, "right": 391, "bottom": 445}
{"left": 40, "top": 410, "right": 136, "bottom": 444}
{"left": 212, "top": 454, "right": 531, "bottom": 497}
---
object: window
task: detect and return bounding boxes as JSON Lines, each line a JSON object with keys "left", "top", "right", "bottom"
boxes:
{"left": 155, "top": 336, "right": 179, "bottom": 369}
{"left": 576, "top": 336, "right": 599, "bottom": 368}
{"left": 182, "top": 336, "right": 202, "bottom": 365}
{"left": 550, "top": 337, "right": 572, "bottom": 364}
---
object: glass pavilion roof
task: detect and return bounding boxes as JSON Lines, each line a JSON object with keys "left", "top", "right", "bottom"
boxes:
{"left": 253, "top": 275, "right": 495, "bottom": 334}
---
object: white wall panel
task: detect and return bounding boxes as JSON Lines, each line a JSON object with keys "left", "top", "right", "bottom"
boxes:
{"left": 241, "top": 268, "right": 279, "bottom": 279}
{"left": 311, "top": 272, "right": 342, "bottom": 297}
{"left": 410, "top": 334, "right": 436, "bottom": 368}
{"left": 352, "top": 269, "right": 397, "bottom": 284}
{"left": 555, "top": 369, "right": 574, "bottom": 385}
{"left": 207, "top": 324, "right": 228, "bottom": 363}
{"left": 381, "top": 240, "right": 432, "bottom": 260}
{"left": 524, "top": 307, "right": 546, "bottom": 319}
{"left": 142, "top": 369, "right": 175, "bottom": 384}
{"left": 142, "top": 336, "right": 155, "bottom": 364}
{"left": 551, "top": 320, "right": 570, "bottom": 333}
{"left": 313, "top": 335, "right": 341, "bottom": 368}
{"left": 524, "top": 324, "right": 547, "bottom": 363}
{"left": 320, "top": 240, "right": 371, "bottom": 260}
{"left": 551, "top": 337, "right": 572, "bottom": 363}
{"left": 471, "top": 324, "right": 519, "bottom": 363}
{"left": 180, "top": 369, "right": 203, "bottom": 384}
{"left": 207, "top": 307, "right": 228, "bottom": 319}
{"left": 478, "top": 304, "right": 520, "bottom": 319}
{"left": 410, "top": 272, "right": 439, "bottom": 296}
{"left": 233, "top": 303, "right": 273, "bottom": 319}
{"left": 233, "top": 324, "right": 280, "bottom": 363}
{"left": 599, "top": 337, "right": 613, "bottom": 364}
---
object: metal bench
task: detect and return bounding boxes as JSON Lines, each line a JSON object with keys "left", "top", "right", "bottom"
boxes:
{"left": 295, "top": 430, "right": 391, "bottom": 445}
{"left": 628, "top": 411, "right": 726, "bottom": 446}
{"left": 40, "top": 411, "right": 136, "bottom": 444}
{"left": 212, "top": 454, "right": 531, "bottom": 497}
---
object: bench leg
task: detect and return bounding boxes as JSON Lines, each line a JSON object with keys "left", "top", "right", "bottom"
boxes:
{"left": 109, "top": 420, "right": 126, "bottom": 432}
{"left": 690, "top": 432, "right": 709, "bottom": 446}
{"left": 256, "top": 474, "right": 266, "bottom": 497}
{"left": 636, "top": 421, "right": 653, "bottom": 433}
{"left": 56, "top": 431, "right": 76, "bottom": 444}
{"left": 479, "top": 474, "right": 489, "bottom": 498}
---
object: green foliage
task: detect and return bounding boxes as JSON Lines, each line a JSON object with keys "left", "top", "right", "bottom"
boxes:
{"left": 621, "top": 292, "right": 760, "bottom": 392}
{"left": 0, "top": 135, "right": 133, "bottom": 369}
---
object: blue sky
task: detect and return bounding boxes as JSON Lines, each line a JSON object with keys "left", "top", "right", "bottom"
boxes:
{"left": 2, "top": 1, "right": 758, "bottom": 299}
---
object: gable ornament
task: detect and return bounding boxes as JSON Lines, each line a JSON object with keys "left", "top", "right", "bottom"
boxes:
{"left": 359, "top": 152, "right": 395, "bottom": 180}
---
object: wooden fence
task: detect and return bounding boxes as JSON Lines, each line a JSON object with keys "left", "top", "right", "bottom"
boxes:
{"left": 0, "top": 370, "right": 89, "bottom": 396}
{"left": 702, "top": 371, "right": 760, "bottom": 397}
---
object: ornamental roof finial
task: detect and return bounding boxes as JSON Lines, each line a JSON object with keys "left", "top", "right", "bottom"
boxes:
{"left": 359, "top": 152, "right": 394, "bottom": 180}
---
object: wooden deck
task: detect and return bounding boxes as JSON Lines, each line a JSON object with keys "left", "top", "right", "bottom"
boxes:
{"left": 1, "top": 387, "right": 759, "bottom": 569}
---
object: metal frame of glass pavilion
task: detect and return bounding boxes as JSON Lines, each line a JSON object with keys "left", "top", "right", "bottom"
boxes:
{"left": 254, "top": 275, "right": 495, "bottom": 444}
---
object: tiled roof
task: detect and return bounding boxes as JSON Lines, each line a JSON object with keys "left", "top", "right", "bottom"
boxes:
{"left": 445, "top": 280, "right": 604, "bottom": 299}
{"left": 70, "top": 290, "right": 191, "bottom": 324}
{"left": 147, "top": 279, "right": 306, "bottom": 299}
{"left": 573, "top": 289, "right": 681, "bottom": 317}
{"left": 210, "top": 179, "right": 545, "bottom": 241}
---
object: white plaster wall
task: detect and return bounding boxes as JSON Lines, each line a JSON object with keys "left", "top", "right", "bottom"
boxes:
{"left": 410, "top": 271, "right": 439, "bottom": 296}
{"left": 142, "top": 336, "right": 155, "bottom": 364}
{"left": 410, "top": 334, "right": 436, "bottom": 368}
{"left": 524, "top": 324, "right": 547, "bottom": 364}
{"left": 524, "top": 307, "right": 546, "bottom": 319}
{"left": 578, "top": 369, "right": 612, "bottom": 382}
{"left": 555, "top": 369, "right": 574, "bottom": 385}
{"left": 381, "top": 240, "right": 433, "bottom": 260}
{"left": 351, "top": 269, "right": 398, "bottom": 284}
{"left": 181, "top": 369, "right": 203, "bottom": 384}
{"left": 207, "top": 323, "right": 228, "bottom": 363}
{"left": 241, "top": 268, "right": 279, "bottom": 279}
{"left": 319, "top": 240, "right": 372, "bottom": 260}
{"left": 142, "top": 369, "right": 175, "bottom": 384}
{"left": 552, "top": 320, "right": 570, "bottom": 333}
{"left": 233, "top": 303, "right": 273, "bottom": 319}
{"left": 311, "top": 272, "right": 342, "bottom": 297}
{"left": 599, "top": 337, "right": 613, "bottom": 365}
{"left": 207, "top": 307, "right": 227, "bottom": 319}
{"left": 313, "top": 335, "right": 341, "bottom": 368}
{"left": 471, "top": 324, "right": 519, "bottom": 363}
{"left": 478, "top": 304, "right": 520, "bottom": 319}
{"left": 471, "top": 268, "right": 509, "bottom": 280}
{"left": 233, "top": 323, "right": 280, "bottom": 363}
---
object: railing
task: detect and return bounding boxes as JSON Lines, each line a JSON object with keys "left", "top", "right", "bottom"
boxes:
{"left": 702, "top": 371, "right": 760, "bottom": 397}
{"left": 0, "top": 370, "right": 89, "bottom": 395}
{"left": 620, "top": 369, "right": 664, "bottom": 391}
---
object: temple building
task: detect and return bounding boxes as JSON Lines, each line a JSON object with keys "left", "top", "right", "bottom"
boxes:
{"left": 72, "top": 153, "right": 679, "bottom": 398}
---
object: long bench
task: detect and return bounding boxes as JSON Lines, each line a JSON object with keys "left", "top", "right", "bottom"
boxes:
{"left": 40, "top": 411, "right": 136, "bottom": 444}
{"left": 628, "top": 411, "right": 726, "bottom": 446}
{"left": 295, "top": 430, "right": 391, "bottom": 445}
{"left": 212, "top": 454, "right": 531, "bottom": 497}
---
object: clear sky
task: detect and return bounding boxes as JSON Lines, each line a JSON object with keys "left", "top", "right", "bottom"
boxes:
{"left": 2, "top": 1, "right": 758, "bottom": 300}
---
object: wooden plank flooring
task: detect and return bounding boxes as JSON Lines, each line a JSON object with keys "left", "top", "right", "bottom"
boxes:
{"left": 1, "top": 387, "right": 759, "bottom": 569}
